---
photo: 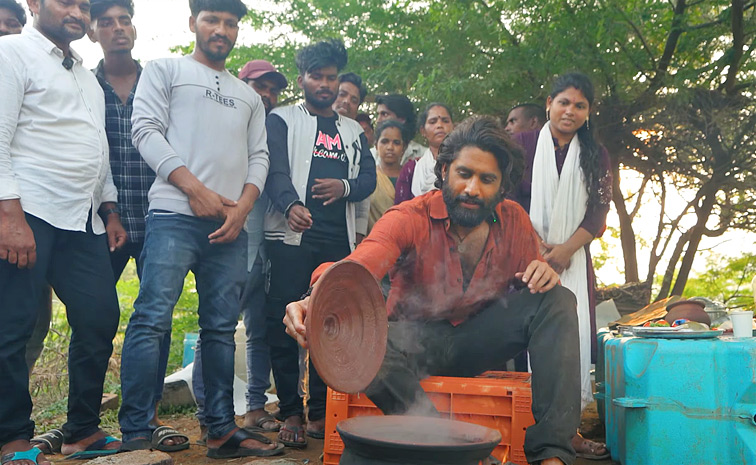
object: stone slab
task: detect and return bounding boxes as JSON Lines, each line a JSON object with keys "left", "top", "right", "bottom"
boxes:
{"left": 83, "top": 450, "right": 173, "bottom": 465}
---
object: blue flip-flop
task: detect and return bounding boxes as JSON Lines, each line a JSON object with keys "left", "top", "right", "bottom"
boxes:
{"left": 63, "top": 436, "right": 121, "bottom": 460}
{"left": 1, "top": 447, "right": 45, "bottom": 465}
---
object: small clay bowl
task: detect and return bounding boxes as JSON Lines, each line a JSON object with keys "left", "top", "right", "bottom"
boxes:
{"left": 664, "top": 299, "right": 710, "bottom": 325}
{"left": 307, "top": 260, "right": 388, "bottom": 393}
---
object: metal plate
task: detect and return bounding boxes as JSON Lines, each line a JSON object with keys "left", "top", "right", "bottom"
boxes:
{"left": 632, "top": 327, "right": 724, "bottom": 339}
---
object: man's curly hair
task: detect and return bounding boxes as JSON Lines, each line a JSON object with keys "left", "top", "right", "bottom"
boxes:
{"left": 434, "top": 115, "right": 525, "bottom": 195}
{"left": 295, "top": 38, "right": 348, "bottom": 75}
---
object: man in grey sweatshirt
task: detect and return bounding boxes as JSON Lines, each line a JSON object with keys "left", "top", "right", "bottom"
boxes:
{"left": 118, "top": 0, "right": 283, "bottom": 459}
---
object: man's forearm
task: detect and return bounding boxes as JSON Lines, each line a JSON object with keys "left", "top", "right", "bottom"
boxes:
{"left": 237, "top": 183, "right": 261, "bottom": 216}
{"left": 167, "top": 166, "right": 205, "bottom": 198}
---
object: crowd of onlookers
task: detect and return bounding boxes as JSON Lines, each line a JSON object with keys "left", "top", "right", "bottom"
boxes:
{"left": 0, "top": 0, "right": 613, "bottom": 463}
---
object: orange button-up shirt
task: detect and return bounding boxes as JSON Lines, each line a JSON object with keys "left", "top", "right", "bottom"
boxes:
{"left": 312, "top": 190, "right": 543, "bottom": 324}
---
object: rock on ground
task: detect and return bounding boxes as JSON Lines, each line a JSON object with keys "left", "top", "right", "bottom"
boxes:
{"left": 83, "top": 451, "right": 173, "bottom": 465}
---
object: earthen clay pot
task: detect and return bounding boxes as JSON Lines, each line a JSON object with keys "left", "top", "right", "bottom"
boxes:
{"left": 307, "top": 260, "right": 387, "bottom": 394}
{"left": 337, "top": 415, "right": 501, "bottom": 465}
{"left": 664, "top": 299, "right": 710, "bottom": 325}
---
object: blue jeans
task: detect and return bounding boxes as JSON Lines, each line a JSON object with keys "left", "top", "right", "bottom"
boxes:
{"left": 119, "top": 211, "right": 247, "bottom": 441}
{"left": 193, "top": 253, "right": 271, "bottom": 424}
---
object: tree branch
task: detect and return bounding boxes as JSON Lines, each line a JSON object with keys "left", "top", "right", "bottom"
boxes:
{"left": 474, "top": 0, "right": 520, "bottom": 46}
{"left": 630, "top": 173, "right": 651, "bottom": 219}
{"left": 628, "top": 0, "right": 688, "bottom": 116}
{"left": 614, "top": 6, "right": 657, "bottom": 63}
{"left": 724, "top": 0, "right": 746, "bottom": 94}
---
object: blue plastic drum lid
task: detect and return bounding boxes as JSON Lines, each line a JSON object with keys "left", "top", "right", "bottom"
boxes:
{"left": 182, "top": 333, "right": 199, "bottom": 367}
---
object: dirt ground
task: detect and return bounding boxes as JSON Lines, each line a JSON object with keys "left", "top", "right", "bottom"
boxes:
{"left": 47, "top": 401, "right": 614, "bottom": 465}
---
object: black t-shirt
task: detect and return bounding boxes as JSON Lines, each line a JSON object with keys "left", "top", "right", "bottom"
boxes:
{"left": 304, "top": 114, "right": 349, "bottom": 244}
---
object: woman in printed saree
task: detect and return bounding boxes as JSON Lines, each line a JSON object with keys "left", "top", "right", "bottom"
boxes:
{"left": 367, "top": 120, "right": 409, "bottom": 233}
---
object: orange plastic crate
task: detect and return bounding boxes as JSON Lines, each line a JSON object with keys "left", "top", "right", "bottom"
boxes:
{"left": 323, "top": 371, "right": 535, "bottom": 465}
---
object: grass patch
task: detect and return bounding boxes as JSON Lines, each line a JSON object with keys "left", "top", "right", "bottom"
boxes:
{"left": 31, "top": 259, "right": 201, "bottom": 432}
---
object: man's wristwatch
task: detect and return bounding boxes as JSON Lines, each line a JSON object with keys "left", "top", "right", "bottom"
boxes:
{"left": 101, "top": 206, "right": 120, "bottom": 216}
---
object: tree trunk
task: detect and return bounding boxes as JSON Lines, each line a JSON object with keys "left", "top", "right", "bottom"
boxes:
{"left": 670, "top": 190, "right": 719, "bottom": 295}
{"left": 655, "top": 230, "right": 691, "bottom": 301}
{"left": 611, "top": 159, "right": 640, "bottom": 283}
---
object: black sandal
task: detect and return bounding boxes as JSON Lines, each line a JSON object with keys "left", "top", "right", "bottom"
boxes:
{"left": 206, "top": 428, "right": 284, "bottom": 459}
{"left": 30, "top": 429, "right": 63, "bottom": 455}
{"left": 278, "top": 423, "right": 307, "bottom": 448}
{"left": 244, "top": 413, "right": 281, "bottom": 433}
{"left": 151, "top": 426, "right": 189, "bottom": 452}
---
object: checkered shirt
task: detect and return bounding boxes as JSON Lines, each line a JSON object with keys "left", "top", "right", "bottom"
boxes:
{"left": 94, "top": 60, "right": 155, "bottom": 243}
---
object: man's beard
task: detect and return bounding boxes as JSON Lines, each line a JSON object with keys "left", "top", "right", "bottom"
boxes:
{"left": 304, "top": 86, "right": 337, "bottom": 109}
{"left": 442, "top": 181, "right": 503, "bottom": 228}
{"left": 198, "top": 35, "right": 232, "bottom": 62}
{"left": 45, "top": 18, "right": 87, "bottom": 43}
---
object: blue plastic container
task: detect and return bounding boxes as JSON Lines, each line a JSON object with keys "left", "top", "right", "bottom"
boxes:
{"left": 604, "top": 336, "right": 756, "bottom": 464}
{"left": 594, "top": 328, "right": 615, "bottom": 424}
{"left": 182, "top": 332, "right": 199, "bottom": 367}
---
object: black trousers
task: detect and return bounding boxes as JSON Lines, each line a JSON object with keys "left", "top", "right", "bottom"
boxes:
{"left": 364, "top": 286, "right": 581, "bottom": 465}
{"left": 0, "top": 214, "right": 119, "bottom": 445}
{"left": 24, "top": 240, "right": 143, "bottom": 373}
{"left": 265, "top": 238, "right": 350, "bottom": 421}
{"left": 109, "top": 240, "right": 145, "bottom": 281}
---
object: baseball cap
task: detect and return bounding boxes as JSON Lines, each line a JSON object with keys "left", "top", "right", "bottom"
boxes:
{"left": 238, "top": 60, "right": 288, "bottom": 89}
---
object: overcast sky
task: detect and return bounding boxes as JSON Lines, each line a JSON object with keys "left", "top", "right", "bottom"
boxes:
{"left": 74, "top": 0, "right": 195, "bottom": 67}
{"left": 19, "top": 0, "right": 263, "bottom": 68}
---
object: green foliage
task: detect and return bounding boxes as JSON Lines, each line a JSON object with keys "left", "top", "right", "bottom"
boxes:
{"left": 212, "top": 0, "right": 755, "bottom": 290}
{"left": 683, "top": 253, "right": 756, "bottom": 310}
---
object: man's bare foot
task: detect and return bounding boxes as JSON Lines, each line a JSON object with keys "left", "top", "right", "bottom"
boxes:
{"left": 277, "top": 415, "right": 306, "bottom": 447}
{"left": 243, "top": 409, "right": 280, "bottom": 432}
{"left": 206, "top": 427, "right": 279, "bottom": 452}
{"left": 571, "top": 431, "right": 609, "bottom": 459}
{"left": 1, "top": 440, "right": 51, "bottom": 465}
{"left": 305, "top": 417, "right": 325, "bottom": 438}
{"left": 60, "top": 430, "right": 121, "bottom": 455}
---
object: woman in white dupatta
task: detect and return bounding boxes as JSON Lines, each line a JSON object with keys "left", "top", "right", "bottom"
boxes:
{"left": 394, "top": 103, "right": 454, "bottom": 204}
{"left": 513, "top": 72, "right": 612, "bottom": 461}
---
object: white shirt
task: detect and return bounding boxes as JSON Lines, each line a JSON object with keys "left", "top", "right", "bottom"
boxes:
{"left": 0, "top": 27, "right": 116, "bottom": 234}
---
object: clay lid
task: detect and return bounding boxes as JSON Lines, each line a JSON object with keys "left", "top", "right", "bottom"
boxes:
{"left": 664, "top": 299, "right": 710, "bottom": 325}
{"left": 307, "top": 260, "right": 387, "bottom": 393}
